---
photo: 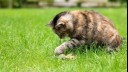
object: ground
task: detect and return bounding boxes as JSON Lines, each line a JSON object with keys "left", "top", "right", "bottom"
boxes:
{"left": 0, "top": 7, "right": 127, "bottom": 72}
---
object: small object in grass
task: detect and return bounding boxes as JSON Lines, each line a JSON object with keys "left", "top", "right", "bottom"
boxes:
{"left": 65, "top": 53, "right": 76, "bottom": 60}
{"left": 56, "top": 54, "right": 76, "bottom": 60}
{"left": 56, "top": 54, "right": 66, "bottom": 59}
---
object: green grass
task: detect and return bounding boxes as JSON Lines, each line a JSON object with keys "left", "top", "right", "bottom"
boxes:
{"left": 0, "top": 8, "right": 127, "bottom": 72}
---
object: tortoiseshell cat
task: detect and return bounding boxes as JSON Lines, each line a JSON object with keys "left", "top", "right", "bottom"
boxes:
{"left": 48, "top": 10, "right": 122, "bottom": 57}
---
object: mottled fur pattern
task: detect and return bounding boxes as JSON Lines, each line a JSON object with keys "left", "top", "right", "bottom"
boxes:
{"left": 49, "top": 10, "right": 122, "bottom": 55}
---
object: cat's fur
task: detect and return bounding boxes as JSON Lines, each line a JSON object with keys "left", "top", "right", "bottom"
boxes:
{"left": 49, "top": 10, "right": 122, "bottom": 55}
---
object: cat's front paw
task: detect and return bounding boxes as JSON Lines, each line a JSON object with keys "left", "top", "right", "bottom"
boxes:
{"left": 54, "top": 47, "right": 64, "bottom": 55}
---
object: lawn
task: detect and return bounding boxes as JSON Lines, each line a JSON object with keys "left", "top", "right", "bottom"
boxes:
{"left": 0, "top": 7, "right": 127, "bottom": 72}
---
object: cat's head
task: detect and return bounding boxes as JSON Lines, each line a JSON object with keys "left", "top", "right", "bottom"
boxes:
{"left": 48, "top": 11, "right": 75, "bottom": 39}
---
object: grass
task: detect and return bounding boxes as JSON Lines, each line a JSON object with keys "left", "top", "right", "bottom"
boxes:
{"left": 0, "top": 7, "right": 127, "bottom": 72}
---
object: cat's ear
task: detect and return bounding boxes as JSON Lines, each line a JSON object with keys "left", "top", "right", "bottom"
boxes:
{"left": 47, "top": 19, "right": 54, "bottom": 28}
{"left": 47, "top": 15, "right": 59, "bottom": 28}
{"left": 55, "top": 22, "right": 66, "bottom": 30}
{"left": 47, "top": 11, "right": 68, "bottom": 28}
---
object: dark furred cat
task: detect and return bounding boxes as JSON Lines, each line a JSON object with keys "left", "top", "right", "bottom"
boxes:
{"left": 49, "top": 10, "right": 122, "bottom": 56}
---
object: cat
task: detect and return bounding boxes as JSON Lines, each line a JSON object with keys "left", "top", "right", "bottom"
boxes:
{"left": 48, "top": 10, "right": 122, "bottom": 56}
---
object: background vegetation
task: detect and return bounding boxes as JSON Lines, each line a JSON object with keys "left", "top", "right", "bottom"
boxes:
{"left": 0, "top": 0, "right": 127, "bottom": 8}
